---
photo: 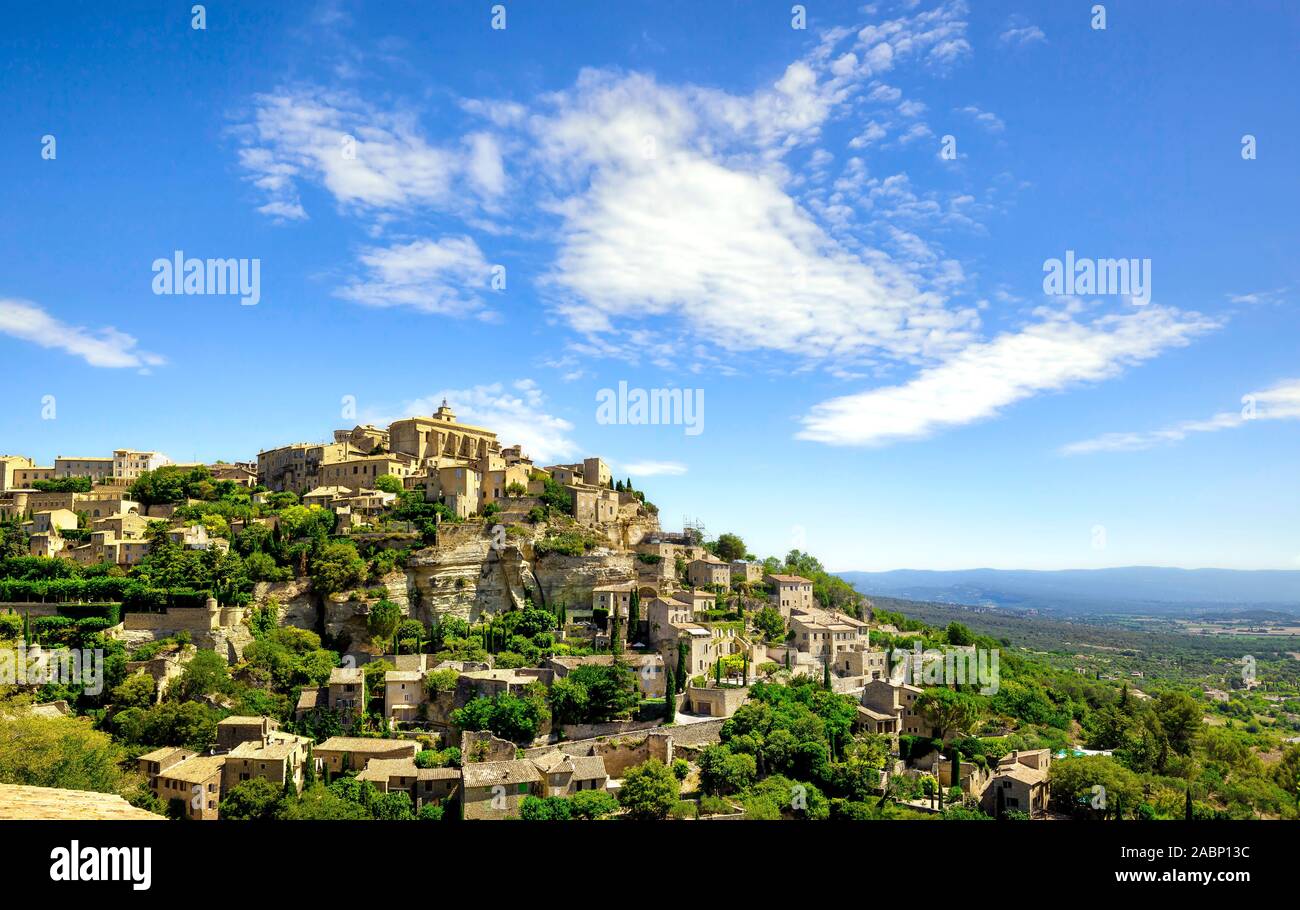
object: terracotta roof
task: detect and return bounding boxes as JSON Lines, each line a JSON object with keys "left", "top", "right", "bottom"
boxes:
{"left": 0, "top": 784, "right": 165, "bottom": 821}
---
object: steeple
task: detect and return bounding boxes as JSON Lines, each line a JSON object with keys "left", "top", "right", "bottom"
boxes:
{"left": 433, "top": 399, "right": 456, "bottom": 422}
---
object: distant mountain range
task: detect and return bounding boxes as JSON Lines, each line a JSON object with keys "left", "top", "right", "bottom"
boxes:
{"left": 837, "top": 567, "right": 1300, "bottom": 616}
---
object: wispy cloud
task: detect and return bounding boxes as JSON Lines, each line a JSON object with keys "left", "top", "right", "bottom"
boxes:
{"left": 998, "top": 18, "right": 1046, "bottom": 47}
{"left": 335, "top": 236, "right": 494, "bottom": 316}
{"left": 797, "top": 306, "right": 1218, "bottom": 446}
{"left": 1061, "top": 378, "right": 1300, "bottom": 454}
{"left": 1227, "top": 287, "right": 1289, "bottom": 306}
{"left": 391, "top": 380, "right": 579, "bottom": 465}
{"left": 235, "top": 87, "right": 506, "bottom": 221}
{"left": 956, "top": 104, "right": 1005, "bottom": 133}
{"left": 0, "top": 298, "right": 166, "bottom": 371}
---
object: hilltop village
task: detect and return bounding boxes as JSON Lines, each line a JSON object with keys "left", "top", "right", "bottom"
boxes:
{"left": 3, "top": 402, "right": 1275, "bottom": 822}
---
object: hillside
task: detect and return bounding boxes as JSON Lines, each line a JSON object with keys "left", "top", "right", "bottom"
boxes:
{"left": 841, "top": 567, "right": 1300, "bottom": 616}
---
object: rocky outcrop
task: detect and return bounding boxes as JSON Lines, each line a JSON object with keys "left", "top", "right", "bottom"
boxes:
{"left": 251, "top": 578, "right": 318, "bottom": 630}
{"left": 532, "top": 549, "right": 637, "bottom": 612}
{"left": 321, "top": 571, "right": 413, "bottom": 648}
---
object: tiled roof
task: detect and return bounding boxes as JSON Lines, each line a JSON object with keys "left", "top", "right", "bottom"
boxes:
{"left": 315, "top": 737, "right": 416, "bottom": 755}
{"left": 461, "top": 760, "right": 541, "bottom": 788}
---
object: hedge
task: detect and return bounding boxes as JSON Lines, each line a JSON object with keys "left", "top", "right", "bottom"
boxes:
{"left": 0, "top": 576, "right": 131, "bottom": 603}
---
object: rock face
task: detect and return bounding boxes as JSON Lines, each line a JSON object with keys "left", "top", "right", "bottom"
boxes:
{"left": 532, "top": 550, "right": 637, "bottom": 612}
{"left": 256, "top": 510, "right": 658, "bottom": 642}
{"left": 321, "top": 572, "right": 413, "bottom": 648}
{"left": 252, "top": 578, "right": 318, "bottom": 630}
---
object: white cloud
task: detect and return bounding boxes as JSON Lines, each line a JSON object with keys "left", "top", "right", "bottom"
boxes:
{"left": 1227, "top": 287, "right": 1289, "bottom": 306}
{"left": 335, "top": 236, "right": 493, "bottom": 315}
{"left": 532, "top": 68, "right": 979, "bottom": 365}
{"left": 797, "top": 306, "right": 1218, "bottom": 446}
{"left": 956, "top": 104, "right": 1005, "bottom": 133}
{"left": 621, "top": 460, "right": 688, "bottom": 477}
{"left": 0, "top": 298, "right": 166, "bottom": 371}
{"left": 397, "top": 381, "right": 579, "bottom": 464}
{"left": 999, "top": 22, "right": 1046, "bottom": 46}
{"left": 1061, "top": 378, "right": 1300, "bottom": 454}
{"left": 236, "top": 87, "right": 505, "bottom": 220}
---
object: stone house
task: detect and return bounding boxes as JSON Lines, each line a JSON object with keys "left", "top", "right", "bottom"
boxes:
{"left": 461, "top": 759, "right": 544, "bottom": 820}
{"left": 688, "top": 557, "right": 731, "bottom": 588}
{"left": 766, "top": 574, "right": 815, "bottom": 616}
{"left": 314, "top": 737, "right": 419, "bottom": 777}
{"left": 861, "top": 679, "right": 933, "bottom": 737}
{"left": 981, "top": 750, "right": 1052, "bottom": 817}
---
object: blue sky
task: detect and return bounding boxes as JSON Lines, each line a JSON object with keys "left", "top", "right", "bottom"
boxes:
{"left": 1, "top": 0, "right": 1297, "bottom": 572}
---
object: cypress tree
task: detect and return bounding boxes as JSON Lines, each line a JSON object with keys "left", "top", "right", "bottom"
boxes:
{"left": 715, "top": 657, "right": 721, "bottom": 686}
{"left": 22, "top": 610, "right": 30, "bottom": 647}
{"left": 676, "top": 641, "right": 688, "bottom": 692}
{"left": 951, "top": 750, "right": 961, "bottom": 794}
{"left": 628, "top": 590, "right": 640, "bottom": 643}
{"left": 611, "top": 614, "right": 623, "bottom": 655}
{"left": 823, "top": 656, "right": 832, "bottom": 690}
{"left": 1185, "top": 785, "right": 1193, "bottom": 821}
{"left": 303, "top": 746, "right": 316, "bottom": 788}
{"left": 664, "top": 666, "right": 676, "bottom": 723}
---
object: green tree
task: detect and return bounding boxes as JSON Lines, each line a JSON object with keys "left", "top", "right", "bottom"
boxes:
{"left": 753, "top": 606, "right": 786, "bottom": 642}
{"left": 111, "top": 672, "right": 158, "bottom": 709}
{"left": 309, "top": 541, "right": 367, "bottom": 595}
{"left": 373, "top": 474, "right": 405, "bottom": 495}
{"left": 715, "top": 533, "right": 746, "bottom": 563}
{"left": 1155, "top": 691, "right": 1203, "bottom": 756}
{"left": 367, "top": 598, "right": 402, "bottom": 645}
{"left": 277, "top": 784, "right": 370, "bottom": 820}
{"left": 617, "top": 759, "right": 679, "bottom": 820}
{"left": 0, "top": 714, "right": 128, "bottom": 794}
{"left": 945, "top": 622, "right": 975, "bottom": 646}
{"left": 664, "top": 666, "right": 676, "bottom": 723}
{"left": 220, "top": 778, "right": 281, "bottom": 820}
{"left": 913, "top": 688, "right": 984, "bottom": 742}
{"left": 569, "top": 789, "right": 619, "bottom": 820}
{"left": 167, "top": 648, "right": 233, "bottom": 703}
